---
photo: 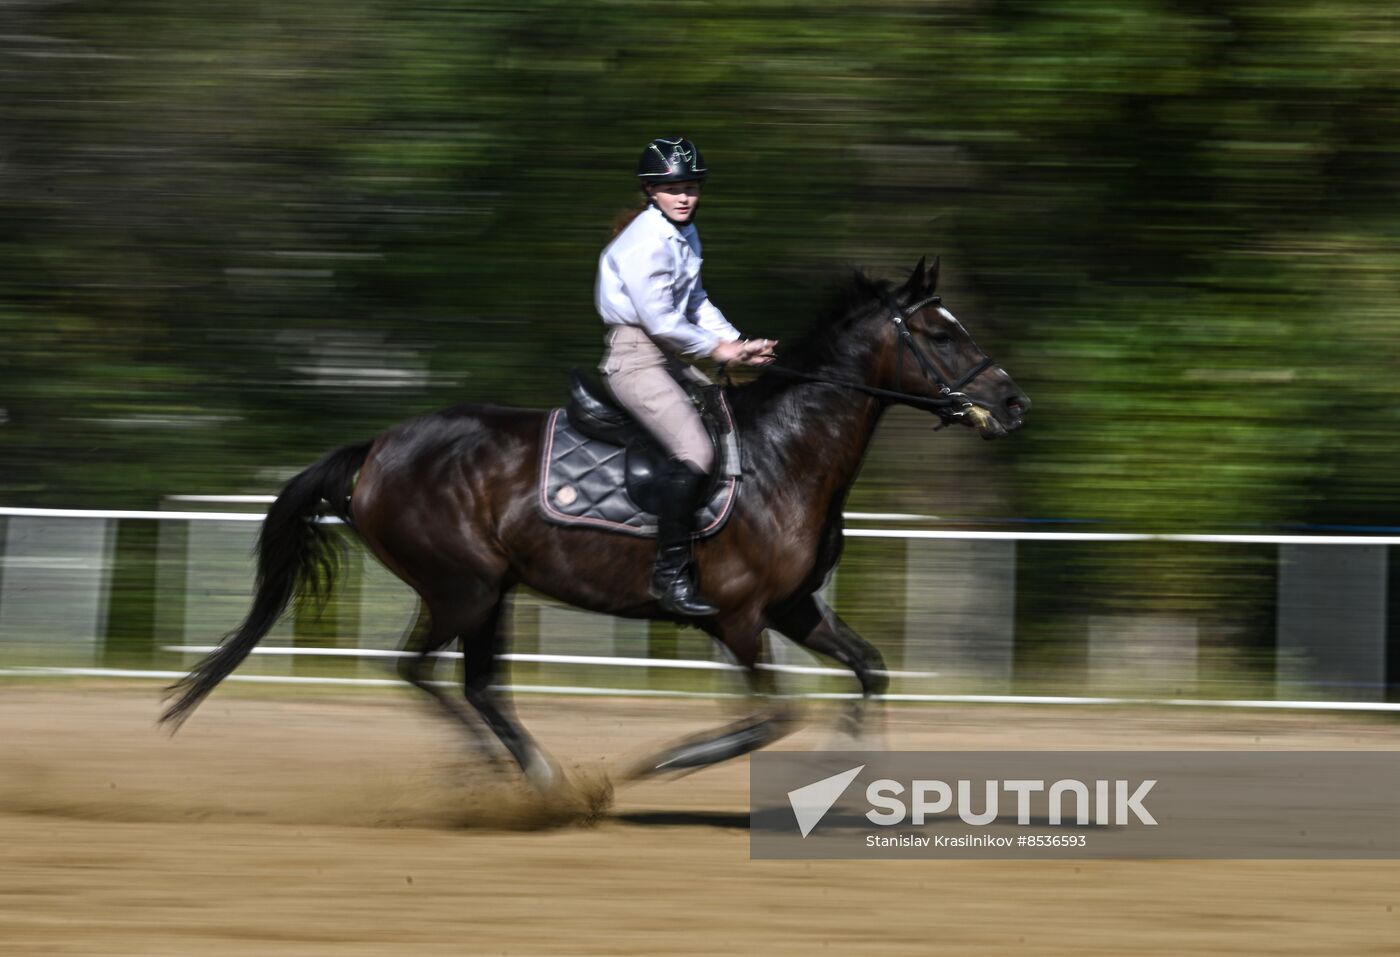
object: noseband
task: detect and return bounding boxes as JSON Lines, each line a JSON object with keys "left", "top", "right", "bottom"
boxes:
{"left": 883, "top": 292, "right": 997, "bottom": 424}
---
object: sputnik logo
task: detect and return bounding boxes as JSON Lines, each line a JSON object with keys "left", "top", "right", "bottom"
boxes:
{"left": 786, "top": 765, "right": 864, "bottom": 838}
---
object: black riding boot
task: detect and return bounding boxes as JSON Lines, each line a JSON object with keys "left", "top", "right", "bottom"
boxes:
{"left": 650, "top": 459, "right": 718, "bottom": 617}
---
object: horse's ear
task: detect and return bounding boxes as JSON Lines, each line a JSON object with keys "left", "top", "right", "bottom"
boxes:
{"left": 900, "top": 257, "right": 928, "bottom": 299}
{"left": 928, "top": 255, "right": 940, "bottom": 292}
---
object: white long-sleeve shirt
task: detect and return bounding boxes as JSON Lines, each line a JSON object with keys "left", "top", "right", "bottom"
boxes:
{"left": 595, "top": 205, "right": 742, "bottom": 359}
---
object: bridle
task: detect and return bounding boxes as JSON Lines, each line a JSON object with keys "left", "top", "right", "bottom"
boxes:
{"left": 883, "top": 291, "right": 997, "bottom": 424}
{"left": 749, "top": 292, "right": 998, "bottom": 424}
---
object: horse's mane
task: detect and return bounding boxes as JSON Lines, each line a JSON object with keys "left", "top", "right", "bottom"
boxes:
{"left": 722, "top": 269, "right": 891, "bottom": 424}
{"left": 746, "top": 269, "right": 890, "bottom": 386}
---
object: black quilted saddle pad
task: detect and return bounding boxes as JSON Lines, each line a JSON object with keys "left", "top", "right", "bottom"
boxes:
{"left": 536, "top": 404, "right": 741, "bottom": 539}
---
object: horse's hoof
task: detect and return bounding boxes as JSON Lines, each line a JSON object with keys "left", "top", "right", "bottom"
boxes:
{"left": 825, "top": 700, "right": 886, "bottom": 752}
{"left": 522, "top": 752, "right": 563, "bottom": 794}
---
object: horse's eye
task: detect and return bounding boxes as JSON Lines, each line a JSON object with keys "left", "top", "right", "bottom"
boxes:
{"left": 930, "top": 334, "right": 953, "bottom": 347}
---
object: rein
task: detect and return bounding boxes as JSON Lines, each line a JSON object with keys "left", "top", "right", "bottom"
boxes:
{"left": 739, "top": 293, "right": 997, "bottom": 422}
{"left": 753, "top": 366, "right": 963, "bottom": 413}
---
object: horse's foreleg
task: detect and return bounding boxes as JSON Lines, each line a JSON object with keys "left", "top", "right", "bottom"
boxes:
{"left": 636, "top": 712, "right": 791, "bottom": 777}
{"left": 625, "top": 620, "right": 795, "bottom": 780}
{"left": 769, "top": 594, "right": 888, "bottom": 739}
{"left": 770, "top": 594, "right": 889, "bottom": 696}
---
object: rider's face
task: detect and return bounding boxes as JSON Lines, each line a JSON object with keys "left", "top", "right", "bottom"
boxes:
{"left": 647, "top": 180, "right": 702, "bottom": 223}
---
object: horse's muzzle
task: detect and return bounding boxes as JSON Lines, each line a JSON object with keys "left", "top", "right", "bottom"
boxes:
{"left": 973, "top": 391, "right": 1030, "bottom": 438}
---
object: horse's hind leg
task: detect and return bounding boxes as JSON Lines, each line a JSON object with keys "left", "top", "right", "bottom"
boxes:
{"left": 396, "top": 597, "right": 499, "bottom": 757}
{"left": 458, "top": 589, "right": 561, "bottom": 792}
{"left": 769, "top": 593, "right": 888, "bottom": 739}
{"left": 400, "top": 587, "right": 560, "bottom": 791}
{"left": 400, "top": 590, "right": 557, "bottom": 794}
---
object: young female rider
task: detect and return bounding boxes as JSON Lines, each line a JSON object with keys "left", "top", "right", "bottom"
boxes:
{"left": 595, "top": 136, "right": 776, "bottom": 617}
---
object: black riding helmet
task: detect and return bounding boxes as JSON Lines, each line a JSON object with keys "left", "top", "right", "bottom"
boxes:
{"left": 637, "top": 137, "right": 707, "bottom": 185}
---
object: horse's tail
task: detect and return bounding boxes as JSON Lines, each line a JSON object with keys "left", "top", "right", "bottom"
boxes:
{"left": 160, "top": 440, "right": 373, "bottom": 729}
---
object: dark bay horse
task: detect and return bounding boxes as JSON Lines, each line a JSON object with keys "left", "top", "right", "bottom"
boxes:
{"left": 162, "top": 258, "right": 1030, "bottom": 790}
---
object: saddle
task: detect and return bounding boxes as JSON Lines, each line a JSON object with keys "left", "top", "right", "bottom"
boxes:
{"left": 535, "top": 370, "right": 741, "bottom": 538}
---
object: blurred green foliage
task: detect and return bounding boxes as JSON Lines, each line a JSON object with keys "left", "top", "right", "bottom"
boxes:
{"left": 2, "top": 2, "right": 1398, "bottom": 655}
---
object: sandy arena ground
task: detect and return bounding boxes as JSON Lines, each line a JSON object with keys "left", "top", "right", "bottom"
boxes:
{"left": 1, "top": 683, "right": 1399, "bottom": 955}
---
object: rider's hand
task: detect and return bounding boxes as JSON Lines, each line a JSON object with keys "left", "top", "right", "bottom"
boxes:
{"left": 712, "top": 338, "right": 778, "bottom": 366}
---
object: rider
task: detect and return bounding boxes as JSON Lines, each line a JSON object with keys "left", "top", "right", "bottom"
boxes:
{"left": 595, "top": 136, "right": 776, "bottom": 617}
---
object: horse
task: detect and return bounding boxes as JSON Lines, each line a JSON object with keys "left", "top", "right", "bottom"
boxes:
{"left": 161, "top": 256, "right": 1030, "bottom": 792}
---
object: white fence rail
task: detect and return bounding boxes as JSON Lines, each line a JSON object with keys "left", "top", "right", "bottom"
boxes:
{"left": 0, "top": 504, "right": 1394, "bottom": 710}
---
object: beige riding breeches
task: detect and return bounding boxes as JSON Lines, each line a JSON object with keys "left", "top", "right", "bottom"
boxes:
{"left": 598, "top": 325, "right": 715, "bottom": 474}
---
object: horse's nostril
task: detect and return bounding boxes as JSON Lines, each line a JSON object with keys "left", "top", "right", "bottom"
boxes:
{"left": 1006, "top": 397, "right": 1025, "bottom": 415}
